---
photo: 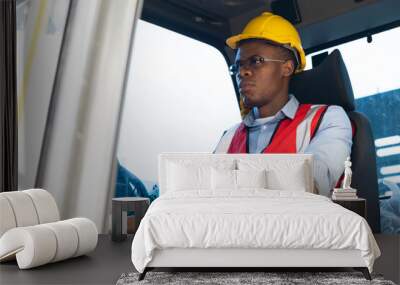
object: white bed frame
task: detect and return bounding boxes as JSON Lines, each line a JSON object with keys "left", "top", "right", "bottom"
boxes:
{"left": 139, "top": 153, "right": 371, "bottom": 280}
{"left": 148, "top": 248, "right": 365, "bottom": 268}
{"left": 142, "top": 248, "right": 370, "bottom": 280}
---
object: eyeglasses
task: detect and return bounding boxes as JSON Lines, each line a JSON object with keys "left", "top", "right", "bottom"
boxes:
{"left": 229, "top": 55, "right": 286, "bottom": 75}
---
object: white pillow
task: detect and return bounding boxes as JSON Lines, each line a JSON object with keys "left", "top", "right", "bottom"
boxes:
{"left": 237, "top": 159, "right": 309, "bottom": 192}
{"left": 211, "top": 168, "right": 236, "bottom": 190}
{"left": 167, "top": 163, "right": 211, "bottom": 191}
{"left": 266, "top": 162, "right": 308, "bottom": 191}
{"left": 236, "top": 169, "right": 267, "bottom": 189}
{"left": 211, "top": 168, "right": 268, "bottom": 190}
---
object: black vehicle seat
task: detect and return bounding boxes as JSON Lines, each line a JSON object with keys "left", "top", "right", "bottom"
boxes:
{"left": 289, "top": 49, "right": 381, "bottom": 233}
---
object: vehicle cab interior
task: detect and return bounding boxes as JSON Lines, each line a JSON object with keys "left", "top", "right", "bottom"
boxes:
{"left": 1, "top": 0, "right": 399, "bottom": 284}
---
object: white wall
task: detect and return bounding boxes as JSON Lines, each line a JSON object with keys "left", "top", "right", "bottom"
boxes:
{"left": 117, "top": 20, "right": 241, "bottom": 183}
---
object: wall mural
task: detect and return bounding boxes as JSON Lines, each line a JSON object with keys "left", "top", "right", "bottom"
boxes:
{"left": 114, "top": 88, "right": 399, "bottom": 233}
{"left": 356, "top": 88, "right": 400, "bottom": 233}
{"left": 115, "top": 160, "right": 159, "bottom": 202}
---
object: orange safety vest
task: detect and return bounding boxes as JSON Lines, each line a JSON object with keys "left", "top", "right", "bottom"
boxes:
{"left": 219, "top": 104, "right": 329, "bottom": 154}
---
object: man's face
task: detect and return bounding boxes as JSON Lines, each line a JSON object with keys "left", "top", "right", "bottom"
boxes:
{"left": 234, "top": 41, "right": 291, "bottom": 108}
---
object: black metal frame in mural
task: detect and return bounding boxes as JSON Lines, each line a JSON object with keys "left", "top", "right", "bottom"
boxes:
{"left": 0, "top": 0, "right": 17, "bottom": 192}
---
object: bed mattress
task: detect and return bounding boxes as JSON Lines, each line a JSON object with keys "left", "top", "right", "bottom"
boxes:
{"left": 131, "top": 190, "right": 380, "bottom": 273}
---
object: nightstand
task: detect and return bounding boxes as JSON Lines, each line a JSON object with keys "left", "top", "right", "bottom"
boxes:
{"left": 332, "top": 198, "right": 366, "bottom": 218}
{"left": 112, "top": 197, "right": 150, "bottom": 241}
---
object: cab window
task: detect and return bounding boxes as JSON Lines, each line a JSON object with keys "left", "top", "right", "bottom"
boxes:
{"left": 115, "top": 20, "right": 240, "bottom": 200}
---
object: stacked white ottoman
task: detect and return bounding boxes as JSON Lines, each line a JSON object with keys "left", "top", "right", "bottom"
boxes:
{"left": 0, "top": 189, "right": 98, "bottom": 269}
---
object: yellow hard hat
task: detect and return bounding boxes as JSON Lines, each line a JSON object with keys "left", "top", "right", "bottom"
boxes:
{"left": 226, "top": 12, "right": 306, "bottom": 72}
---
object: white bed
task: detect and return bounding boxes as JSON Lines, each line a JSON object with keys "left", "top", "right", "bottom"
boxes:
{"left": 131, "top": 153, "right": 380, "bottom": 280}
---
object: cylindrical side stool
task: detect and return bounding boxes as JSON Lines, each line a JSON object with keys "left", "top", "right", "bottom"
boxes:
{"left": 111, "top": 197, "right": 150, "bottom": 242}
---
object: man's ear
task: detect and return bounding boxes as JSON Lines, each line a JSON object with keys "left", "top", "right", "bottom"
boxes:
{"left": 282, "top": 60, "right": 295, "bottom": 77}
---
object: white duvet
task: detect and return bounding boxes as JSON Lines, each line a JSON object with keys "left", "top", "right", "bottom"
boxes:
{"left": 131, "top": 190, "right": 380, "bottom": 273}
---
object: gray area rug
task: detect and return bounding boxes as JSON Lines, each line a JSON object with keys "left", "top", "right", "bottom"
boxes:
{"left": 116, "top": 271, "right": 396, "bottom": 285}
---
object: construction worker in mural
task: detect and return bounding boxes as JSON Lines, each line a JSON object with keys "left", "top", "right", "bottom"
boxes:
{"left": 214, "top": 12, "right": 353, "bottom": 196}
